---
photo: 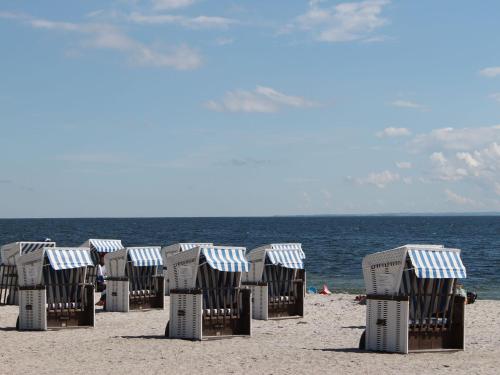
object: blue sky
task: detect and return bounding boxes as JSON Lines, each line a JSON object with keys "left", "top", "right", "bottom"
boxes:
{"left": 1, "top": 0, "right": 500, "bottom": 217}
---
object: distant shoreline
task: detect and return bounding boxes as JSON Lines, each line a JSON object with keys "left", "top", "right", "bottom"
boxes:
{"left": 1, "top": 213, "right": 500, "bottom": 219}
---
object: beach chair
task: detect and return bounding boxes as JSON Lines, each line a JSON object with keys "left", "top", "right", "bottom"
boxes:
{"left": 16, "top": 247, "right": 94, "bottom": 330}
{"left": 242, "top": 243, "right": 305, "bottom": 320}
{"left": 105, "top": 247, "right": 164, "bottom": 312}
{"left": 80, "top": 239, "right": 124, "bottom": 290}
{"left": 0, "top": 241, "right": 56, "bottom": 306}
{"left": 160, "top": 242, "right": 213, "bottom": 295}
{"left": 166, "top": 245, "right": 251, "bottom": 340}
{"left": 361, "top": 244, "right": 467, "bottom": 353}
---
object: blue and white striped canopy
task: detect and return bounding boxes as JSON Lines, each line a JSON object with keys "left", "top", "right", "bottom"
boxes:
{"left": 267, "top": 245, "right": 305, "bottom": 269}
{"left": 1, "top": 241, "right": 56, "bottom": 265}
{"left": 128, "top": 247, "right": 163, "bottom": 267}
{"left": 89, "top": 239, "right": 123, "bottom": 253}
{"left": 46, "top": 248, "right": 94, "bottom": 270}
{"left": 200, "top": 247, "right": 249, "bottom": 272}
{"left": 21, "top": 241, "right": 55, "bottom": 254}
{"left": 408, "top": 249, "right": 466, "bottom": 279}
{"left": 180, "top": 243, "right": 212, "bottom": 251}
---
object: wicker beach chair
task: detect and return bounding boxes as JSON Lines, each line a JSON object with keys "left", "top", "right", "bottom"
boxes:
{"left": 160, "top": 243, "right": 213, "bottom": 296}
{"left": 242, "top": 243, "right": 305, "bottom": 320}
{"left": 361, "top": 244, "right": 467, "bottom": 353}
{"left": 105, "top": 247, "right": 164, "bottom": 312}
{"left": 16, "top": 247, "right": 94, "bottom": 330}
{"left": 80, "top": 239, "right": 124, "bottom": 290}
{"left": 0, "top": 241, "right": 56, "bottom": 306}
{"left": 166, "top": 245, "right": 251, "bottom": 340}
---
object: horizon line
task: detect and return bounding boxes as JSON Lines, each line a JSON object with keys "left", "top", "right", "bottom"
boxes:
{"left": 1, "top": 212, "right": 500, "bottom": 220}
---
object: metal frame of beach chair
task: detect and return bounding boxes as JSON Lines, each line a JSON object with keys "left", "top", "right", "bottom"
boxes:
{"left": 105, "top": 247, "right": 164, "bottom": 312}
{"left": 160, "top": 243, "right": 213, "bottom": 296}
{"left": 166, "top": 245, "right": 251, "bottom": 340}
{"left": 0, "top": 241, "right": 56, "bottom": 306}
{"left": 242, "top": 243, "right": 305, "bottom": 320}
{"left": 361, "top": 244, "right": 467, "bottom": 354}
{"left": 80, "top": 239, "right": 124, "bottom": 289}
{"left": 16, "top": 247, "right": 94, "bottom": 330}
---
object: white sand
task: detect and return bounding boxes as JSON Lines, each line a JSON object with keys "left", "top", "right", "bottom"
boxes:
{"left": 1, "top": 294, "right": 499, "bottom": 374}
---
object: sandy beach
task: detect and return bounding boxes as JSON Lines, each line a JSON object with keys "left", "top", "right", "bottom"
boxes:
{"left": 0, "top": 294, "right": 498, "bottom": 374}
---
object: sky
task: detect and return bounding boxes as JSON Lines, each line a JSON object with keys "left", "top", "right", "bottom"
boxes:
{"left": 1, "top": 0, "right": 500, "bottom": 217}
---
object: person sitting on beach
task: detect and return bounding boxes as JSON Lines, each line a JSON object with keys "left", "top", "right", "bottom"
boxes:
{"left": 96, "top": 256, "right": 107, "bottom": 306}
{"left": 96, "top": 256, "right": 106, "bottom": 292}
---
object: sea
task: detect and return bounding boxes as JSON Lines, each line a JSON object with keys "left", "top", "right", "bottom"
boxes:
{"left": 1, "top": 216, "right": 499, "bottom": 299}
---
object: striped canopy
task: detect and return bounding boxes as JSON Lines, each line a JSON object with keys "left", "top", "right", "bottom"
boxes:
{"left": 265, "top": 243, "right": 305, "bottom": 269}
{"left": 46, "top": 248, "right": 93, "bottom": 270}
{"left": 180, "top": 243, "right": 213, "bottom": 251}
{"left": 267, "top": 250, "right": 305, "bottom": 269}
{"left": 89, "top": 239, "right": 123, "bottom": 253}
{"left": 128, "top": 247, "right": 162, "bottom": 267}
{"left": 21, "top": 241, "right": 56, "bottom": 254}
{"left": 408, "top": 248, "right": 466, "bottom": 279}
{"left": 1, "top": 241, "right": 55, "bottom": 265}
{"left": 200, "top": 246, "right": 249, "bottom": 272}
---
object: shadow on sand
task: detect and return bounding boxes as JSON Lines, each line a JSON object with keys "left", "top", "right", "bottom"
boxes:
{"left": 0, "top": 327, "right": 17, "bottom": 332}
{"left": 117, "top": 335, "right": 167, "bottom": 340}
{"left": 306, "top": 347, "right": 364, "bottom": 353}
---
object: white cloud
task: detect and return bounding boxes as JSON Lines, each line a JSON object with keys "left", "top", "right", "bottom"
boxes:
{"left": 456, "top": 152, "right": 480, "bottom": 168}
{"left": 0, "top": 12, "right": 201, "bottom": 70}
{"left": 479, "top": 66, "right": 500, "bottom": 78}
{"left": 396, "top": 161, "right": 412, "bottom": 169}
{"left": 444, "top": 189, "right": 477, "bottom": 206}
{"left": 286, "top": 0, "right": 390, "bottom": 43}
{"left": 390, "top": 99, "right": 427, "bottom": 110}
{"left": 152, "top": 0, "right": 196, "bottom": 11}
{"left": 356, "top": 170, "right": 400, "bottom": 188}
{"left": 412, "top": 125, "right": 500, "bottom": 151}
{"left": 426, "top": 136, "right": 500, "bottom": 187}
{"left": 128, "top": 12, "right": 237, "bottom": 29}
{"left": 429, "top": 152, "right": 469, "bottom": 181}
{"left": 430, "top": 152, "right": 447, "bottom": 165}
{"left": 204, "top": 86, "right": 319, "bottom": 113}
{"left": 376, "top": 127, "right": 411, "bottom": 138}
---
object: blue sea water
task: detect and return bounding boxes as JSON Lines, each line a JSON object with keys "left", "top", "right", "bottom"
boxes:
{"left": 1, "top": 216, "right": 499, "bottom": 299}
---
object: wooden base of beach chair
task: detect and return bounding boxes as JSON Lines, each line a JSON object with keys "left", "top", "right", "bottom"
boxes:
{"left": 269, "top": 280, "right": 304, "bottom": 319}
{"left": 18, "top": 286, "right": 48, "bottom": 330}
{"left": 129, "top": 294, "right": 164, "bottom": 310}
{"left": 365, "top": 295, "right": 465, "bottom": 353}
{"left": 202, "top": 288, "right": 252, "bottom": 338}
{"left": 107, "top": 278, "right": 130, "bottom": 312}
{"left": 408, "top": 296, "right": 465, "bottom": 352}
{"left": 244, "top": 283, "right": 269, "bottom": 320}
{"left": 169, "top": 289, "right": 203, "bottom": 340}
{"left": 107, "top": 277, "right": 166, "bottom": 312}
{"left": 244, "top": 280, "right": 304, "bottom": 320}
{"left": 46, "top": 285, "right": 95, "bottom": 329}
{"left": 0, "top": 265, "right": 19, "bottom": 306}
{"left": 129, "top": 276, "right": 165, "bottom": 311}
{"left": 18, "top": 285, "right": 94, "bottom": 330}
{"left": 169, "top": 288, "right": 251, "bottom": 340}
